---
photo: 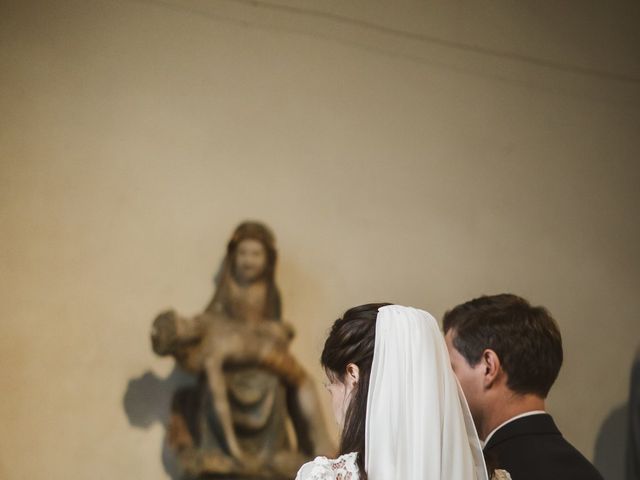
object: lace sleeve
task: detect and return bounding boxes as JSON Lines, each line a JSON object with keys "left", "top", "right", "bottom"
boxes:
{"left": 295, "top": 453, "right": 359, "bottom": 480}
{"left": 295, "top": 461, "right": 332, "bottom": 480}
{"left": 492, "top": 469, "right": 512, "bottom": 480}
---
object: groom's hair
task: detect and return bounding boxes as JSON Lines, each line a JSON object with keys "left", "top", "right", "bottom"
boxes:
{"left": 443, "top": 294, "right": 563, "bottom": 398}
{"left": 321, "top": 302, "right": 392, "bottom": 479}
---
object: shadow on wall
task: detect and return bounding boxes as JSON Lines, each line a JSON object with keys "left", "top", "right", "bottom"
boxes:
{"left": 123, "top": 367, "right": 196, "bottom": 480}
{"left": 594, "top": 403, "right": 628, "bottom": 480}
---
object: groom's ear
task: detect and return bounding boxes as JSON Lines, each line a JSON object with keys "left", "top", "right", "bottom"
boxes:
{"left": 345, "top": 363, "right": 360, "bottom": 386}
{"left": 481, "top": 349, "right": 501, "bottom": 389}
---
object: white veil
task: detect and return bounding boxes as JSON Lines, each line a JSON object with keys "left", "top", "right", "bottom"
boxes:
{"left": 364, "top": 305, "right": 488, "bottom": 480}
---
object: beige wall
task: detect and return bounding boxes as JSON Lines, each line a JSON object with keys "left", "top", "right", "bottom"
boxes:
{"left": 1, "top": 1, "right": 639, "bottom": 478}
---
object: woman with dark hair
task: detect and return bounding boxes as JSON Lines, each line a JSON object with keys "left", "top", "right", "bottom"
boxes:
{"left": 295, "top": 304, "right": 510, "bottom": 480}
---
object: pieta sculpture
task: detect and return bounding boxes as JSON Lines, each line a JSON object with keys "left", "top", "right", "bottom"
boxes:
{"left": 151, "top": 221, "right": 333, "bottom": 479}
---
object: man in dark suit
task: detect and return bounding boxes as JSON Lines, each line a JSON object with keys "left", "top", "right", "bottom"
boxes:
{"left": 443, "top": 294, "right": 603, "bottom": 480}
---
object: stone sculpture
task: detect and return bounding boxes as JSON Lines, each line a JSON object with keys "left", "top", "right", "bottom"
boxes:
{"left": 151, "top": 222, "right": 333, "bottom": 479}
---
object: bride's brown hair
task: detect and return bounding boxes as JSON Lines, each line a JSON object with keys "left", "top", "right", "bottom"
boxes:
{"left": 321, "top": 303, "right": 392, "bottom": 479}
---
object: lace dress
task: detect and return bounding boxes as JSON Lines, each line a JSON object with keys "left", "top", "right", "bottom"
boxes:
{"left": 295, "top": 452, "right": 360, "bottom": 480}
{"left": 294, "top": 451, "right": 512, "bottom": 480}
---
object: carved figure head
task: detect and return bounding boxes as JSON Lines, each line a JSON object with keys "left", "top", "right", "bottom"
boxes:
{"left": 210, "top": 221, "right": 281, "bottom": 320}
{"left": 151, "top": 310, "right": 180, "bottom": 356}
{"left": 227, "top": 222, "right": 276, "bottom": 284}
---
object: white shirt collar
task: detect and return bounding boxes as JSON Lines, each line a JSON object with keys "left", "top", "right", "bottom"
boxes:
{"left": 481, "top": 410, "right": 547, "bottom": 448}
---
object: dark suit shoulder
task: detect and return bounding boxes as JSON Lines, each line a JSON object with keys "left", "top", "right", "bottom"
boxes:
{"left": 485, "top": 414, "right": 603, "bottom": 480}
